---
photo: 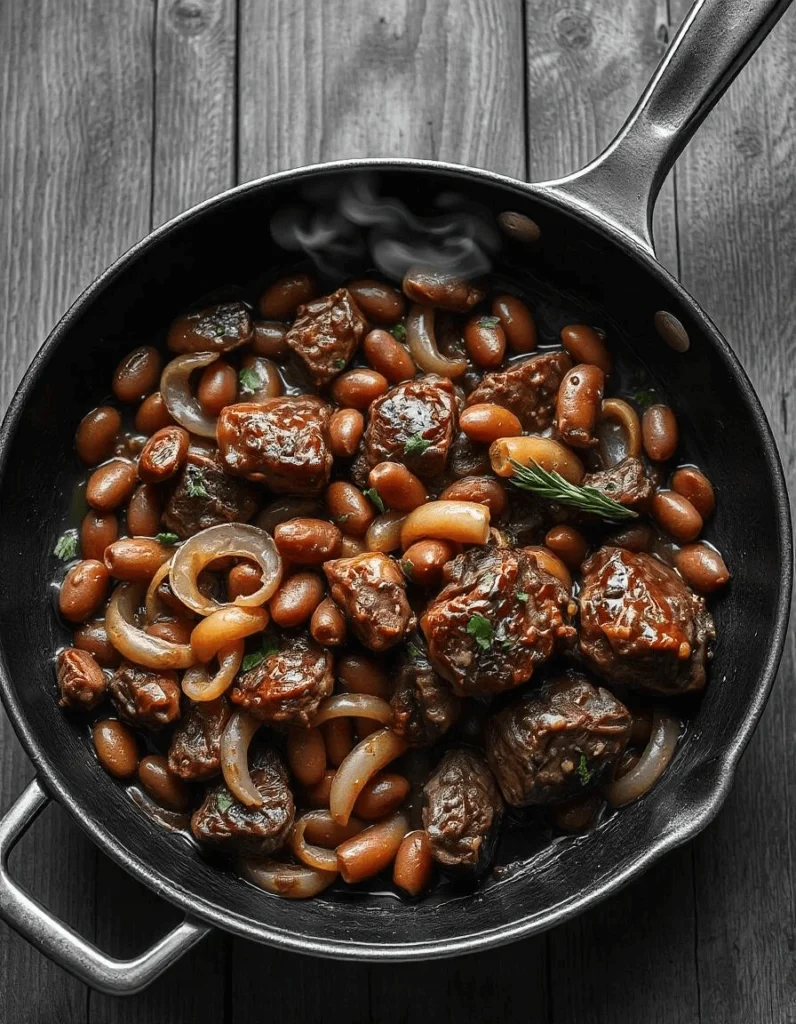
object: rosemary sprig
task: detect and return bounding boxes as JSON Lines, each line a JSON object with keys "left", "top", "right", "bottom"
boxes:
{"left": 507, "top": 459, "right": 638, "bottom": 522}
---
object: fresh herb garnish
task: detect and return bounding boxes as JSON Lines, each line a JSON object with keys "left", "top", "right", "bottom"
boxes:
{"left": 404, "top": 433, "right": 431, "bottom": 456}
{"left": 53, "top": 529, "right": 79, "bottom": 561}
{"left": 401, "top": 559, "right": 414, "bottom": 580}
{"left": 216, "top": 790, "right": 235, "bottom": 812}
{"left": 634, "top": 389, "right": 656, "bottom": 409}
{"left": 155, "top": 532, "right": 180, "bottom": 546}
{"left": 577, "top": 753, "right": 593, "bottom": 786}
{"left": 466, "top": 614, "right": 493, "bottom": 651}
{"left": 333, "top": 358, "right": 347, "bottom": 370}
{"left": 334, "top": 512, "right": 353, "bottom": 525}
{"left": 238, "top": 367, "right": 261, "bottom": 395}
{"left": 186, "top": 466, "right": 209, "bottom": 499}
{"left": 478, "top": 315, "right": 501, "bottom": 328}
{"left": 363, "top": 487, "right": 385, "bottom": 513}
{"left": 508, "top": 460, "right": 637, "bottom": 522}
{"left": 515, "top": 590, "right": 529, "bottom": 603}
{"left": 241, "top": 634, "right": 279, "bottom": 672}
{"left": 390, "top": 323, "right": 406, "bottom": 342}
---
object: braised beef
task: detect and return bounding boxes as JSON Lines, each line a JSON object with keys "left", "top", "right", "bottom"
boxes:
{"left": 447, "top": 431, "right": 491, "bottom": 479}
{"left": 324, "top": 552, "right": 416, "bottom": 652}
{"left": 230, "top": 632, "right": 333, "bottom": 725}
{"left": 285, "top": 288, "right": 368, "bottom": 385}
{"left": 583, "top": 457, "right": 653, "bottom": 512}
{"left": 168, "top": 697, "right": 231, "bottom": 781}
{"left": 164, "top": 449, "right": 258, "bottom": 538}
{"left": 109, "top": 662, "right": 181, "bottom": 730}
{"left": 391, "top": 639, "right": 460, "bottom": 746}
{"left": 466, "top": 351, "right": 572, "bottom": 431}
{"left": 168, "top": 302, "right": 253, "bottom": 354}
{"left": 56, "top": 648, "right": 107, "bottom": 711}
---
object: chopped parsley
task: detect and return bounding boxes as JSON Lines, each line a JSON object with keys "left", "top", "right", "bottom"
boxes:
{"left": 53, "top": 529, "right": 79, "bottom": 561}
{"left": 466, "top": 614, "right": 493, "bottom": 651}
{"left": 515, "top": 590, "right": 529, "bottom": 603}
{"left": 155, "top": 532, "right": 180, "bottom": 546}
{"left": 577, "top": 753, "right": 593, "bottom": 786}
{"left": 185, "top": 466, "right": 209, "bottom": 499}
{"left": 403, "top": 433, "right": 431, "bottom": 456}
{"left": 238, "top": 366, "right": 261, "bottom": 395}
{"left": 478, "top": 315, "right": 501, "bottom": 329}
{"left": 333, "top": 358, "right": 347, "bottom": 369}
{"left": 389, "top": 323, "right": 406, "bottom": 342}
{"left": 363, "top": 487, "right": 385, "bottom": 513}
{"left": 634, "top": 389, "right": 656, "bottom": 409}
{"left": 241, "top": 634, "right": 279, "bottom": 672}
{"left": 216, "top": 790, "right": 235, "bottom": 812}
{"left": 401, "top": 559, "right": 414, "bottom": 580}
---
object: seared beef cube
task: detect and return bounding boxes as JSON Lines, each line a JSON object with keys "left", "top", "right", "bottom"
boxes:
{"left": 285, "top": 288, "right": 368, "bottom": 385}
{"left": 230, "top": 633, "right": 333, "bottom": 725}
{"left": 217, "top": 397, "right": 332, "bottom": 494}
{"left": 485, "top": 674, "right": 632, "bottom": 807}
{"left": 578, "top": 546, "right": 715, "bottom": 695}
{"left": 190, "top": 748, "right": 294, "bottom": 858}
{"left": 422, "top": 749, "right": 503, "bottom": 873}
{"left": 582, "top": 457, "right": 653, "bottom": 512}
{"left": 422, "top": 546, "right": 576, "bottom": 696}
{"left": 402, "top": 268, "right": 486, "bottom": 313}
{"left": 364, "top": 375, "right": 457, "bottom": 480}
{"left": 391, "top": 639, "right": 460, "bottom": 746}
{"left": 109, "top": 662, "right": 181, "bottom": 729}
{"left": 466, "top": 351, "right": 572, "bottom": 431}
{"left": 164, "top": 449, "right": 258, "bottom": 538}
{"left": 168, "top": 697, "right": 231, "bottom": 781}
{"left": 447, "top": 432, "right": 491, "bottom": 479}
{"left": 324, "top": 552, "right": 416, "bottom": 652}
{"left": 56, "top": 648, "right": 107, "bottom": 711}
{"left": 168, "top": 302, "right": 253, "bottom": 354}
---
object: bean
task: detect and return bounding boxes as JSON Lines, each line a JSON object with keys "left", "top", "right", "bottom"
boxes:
{"left": 556, "top": 363, "right": 605, "bottom": 449}
{"left": 112, "top": 346, "right": 162, "bottom": 403}
{"left": 600, "top": 398, "right": 642, "bottom": 459}
{"left": 93, "top": 719, "right": 138, "bottom": 779}
{"left": 134, "top": 392, "right": 175, "bottom": 435}
{"left": 86, "top": 459, "right": 137, "bottom": 512}
{"left": 326, "top": 482, "right": 375, "bottom": 538}
{"left": 301, "top": 815, "right": 364, "bottom": 848}
{"left": 439, "top": 476, "right": 507, "bottom": 518}
{"left": 75, "top": 406, "right": 122, "bottom": 465}
{"left": 81, "top": 511, "right": 118, "bottom": 562}
{"left": 362, "top": 329, "right": 416, "bottom": 383}
{"left": 368, "top": 462, "right": 426, "bottom": 512}
{"left": 401, "top": 500, "right": 490, "bottom": 549}
{"left": 464, "top": 314, "right": 506, "bottom": 369}
{"left": 197, "top": 361, "right": 238, "bottom": 416}
{"left": 126, "top": 484, "right": 162, "bottom": 537}
{"left": 287, "top": 727, "right": 327, "bottom": 787}
{"left": 252, "top": 320, "right": 290, "bottom": 359}
{"left": 338, "top": 653, "right": 391, "bottom": 697}
{"left": 339, "top": 535, "right": 366, "bottom": 558}
{"left": 651, "top": 490, "right": 703, "bottom": 542}
{"left": 337, "top": 813, "right": 408, "bottom": 884}
{"left": 642, "top": 404, "right": 679, "bottom": 461}
{"left": 73, "top": 619, "right": 121, "bottom": 668}
{"left": 560, "top": 324, "right": 612, "bottom": 374}
{"left": 524, "top": 545, "right": 572, "bottom": 589}
{"left": 671, "top": 467, "right": 715, "bottom": 519}
{"left": 310, "top": 597, "right": 348, "bottom": 646}
{"left": 393, "top": 830, "right": 433, "bottom": 897}
{"left": 490, "top": 436, "right": 584, "bottom": 484}
{"left": 104, "top": 538, "right": 171, "bottom": 583}
{"left": 491, "top": 294, "right": 537, "bottom": 353}
{"left": 146, "top": 619, "right": 193, "bottom": 645}
{"left": 459, "top": 403, "right": 522, "bottom": 444}
{"left": 347, "top": 279, "right": 406, "bottom": 324}
{"left": 364, "top": 511, "right": 406, "bottom": 553}
{"left": 190, "top": 606, "right": 269, "bottom": 662}
{"left": 609, "top": 523, "right": 655, "bottom": 552}
{"left": 59, "top": 560, "right": 109, "bottom": 623}
{"left": 274, "top": 519, "right": 342, "bottom": 565}
{"left": 331, "top": 369, "right": 389, "bottom": 410}
{"left": 258, "top": 273, "right": 316, "bottom": 320}
{"left": 544, "top": 525, "right": 588, "bottom": 569}
{"left": 674, "top": 543, "right": 730, "bottom": 592}
{"left": 328, "top": 408, "right": 365, "bottom": 458}
{"left": 239, "top": 353, "right": 284, "bottom": 403}
{"left": 400, "top": 539, "right": 455, "bottom": 587}
{"left": 138, "top": 426, "right": 190, "bottom": 483}
{"left": 256, "top": 497, "right": 323, "bottom": 534}
{"left": 321, "top": 718, "right": 353, "bottom": 767}
{"left": 269, "top": 572, "right": 325, "bottom": 628}
{"left": 353, "top": 773, "right": 411, "bottom": 820}
{"left": 303, "top": 768, "right": 336, "bottom": 808}
{"left": 227, "top": 561, "right": 263, "bottom": 599}
{"left": 138, "top": 755, "right": 193, "bottom": 811}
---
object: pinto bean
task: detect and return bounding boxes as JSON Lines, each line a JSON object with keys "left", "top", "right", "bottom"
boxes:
{"left": 227, "top": 562, "right": 263, "bottom": 599}
{"left": 146, "top": 619, "right": 193, "bottom": 645}
{"left": 338, "top": 653, "right": 391, "bottom": 697}
{"left": 544, "top": 525, "right": 588, "bottom": 569}
{"left": 393, "top": 830, "right": 433, "bottom": 896}
{"left": 104, "top": 539, "right": 171, "bottom": 583}
{"left": 86, "top": 460, "right": 137, "bottom": 512}
{"left": 269, "top": 572, "right": 325, "bottom": 628}
{"left": 256, "top": 498, "right": 324, "bottom": 534}
{"left": 459, "top": 403, "right": 522, "bottom": 444}
{"left": 303, "top": 768, "right": 336, "bottom": 808}
{"left": 364, "top": 511, "right": 406, "bottom": 553}
{"left": 239, "top": 354, "right": 283, "bottom": 402}
{"left": 127, "top": 484, "right": 162, "bottom": 537}
{"left": 138, "top": 426, "right": 190, "bottom": 483}
{"left": 491, "top": 294, "right": 537, "bottom": 353}
{"left": 112, "top": 346, "right": 162, "bottom": 403}
{"left": 59, "top": 560, "right": 109, "bottom": 623}
{"left": 352, "top": 773, "right": 410, "bottom": 821}
{"left": 464, "top": 315, "right": 506, "bottom": 369}
{"left": 439, "top": 476, "right": 507, "bottom": 518}
{"left": 93, "top": 720, "right": 139, "bottom": 779}
{"left": 197, "top": 361, "right": 238, "bottom": 416}
{"left": 81, "top": 511, "right": 119, "bottom": 562}
{"left": 560, "top": 324, "right": 611, "bottom": 374}
{"left": 328, "top": 408, "right": 365, "bottom": 458}
{"left": 642, "top": 404, "right": 679, "bottom": 461}
{"left": 556, "top": 363, "right": 605, "bottom": 448}
{"left": 347, "top": 280, "right": 406, "bottom": 325}
{"left": 337, "top": 813, "right": 408, "bottom": 883}
{"left": 274, "top": 519, "right": 342, "bottom": 565}
{"left": 524, "top": 545, "right": 572, "bottom": 589}
{"left": 671, "top": 467, "right": 715, "bottom": 519}
{"left": 138, "top": 755, "right": 193, "bottom": 811}
{"left": 339, "top": 535, "right": 366, "bottom": 558}
{"left": 309, "top": 597, "right": 348, "bottom": 646}
{"left": 400, "top": 539, "right": 455, "bottom": 587}
{"left": 674, "top": 543, "right": 730, "bottom": 592}
{"left": 252, "top": 320, "right": 290, "bottom": 359}
{"left": 651, "top": 490, "right": 703, "bottom": 542}
{"left": 75, "top": 406, "right": 122, "bottom": 465}
{"left": 73, "top": 619, "right": 121, "bottom": 668}
{"left": 368, "top": 462, "right": 427, "bottom": 512}
{"left": 326, "top": 482, "right": 375, "bottom": 538}
{"left": 287, "top": 726, "right": 327, "bottom": 787}
{"left": 362, "top": 329, "right": 416, "bottom": 382}
{"left": 258, "top": 273, "right": 316, "bottom": 320}
{"left": 134, "top": 392, "right": 175, "bottom": 435}
{"left": 609, "top": 523, "right": 655, "bottom": 552}
{"left": 331, "top": 369, "right": 389, "bottom": 410}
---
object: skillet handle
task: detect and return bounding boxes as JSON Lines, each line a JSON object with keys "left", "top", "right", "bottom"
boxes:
{"left": 537, "top": 0, "right": 791, "bottom": 256}
{"left": 0, "top": 778, "right": 210, "bottom": 996}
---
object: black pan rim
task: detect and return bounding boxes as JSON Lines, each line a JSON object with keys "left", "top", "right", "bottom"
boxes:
{"left": 0, "top": 157, "right": 791, "bottom": 961}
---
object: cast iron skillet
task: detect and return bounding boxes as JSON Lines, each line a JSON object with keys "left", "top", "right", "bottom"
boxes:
{"left": 0, "top": 0, "right": 791, "bottom": 995}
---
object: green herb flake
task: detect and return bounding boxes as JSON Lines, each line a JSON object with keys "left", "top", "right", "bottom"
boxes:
{"left": 334, "top": 512, "right": 353, "bottom": 525}
{"left": 186, "top": 466, "right": 209, "bottom": 499}
{"left": 53, "top": 529, "right": 79, "bottom": 561}
{"left": 515, "top": 590, "right": 529, "bottom": 603}
{"left": 634, "top": 389, "right": 656, "bottom": 409}
{"left": 406, "top": 642, "right": 424, "bottom": 659}
{"left": 401, "top": 559, "right": 414, "bottom": 580}
{"left": 238, "top": 366, "right": 261, "bottom": 395}
{"left": 508, "top": 459, "right": 637, "bottom": 522}
{"left": 390, "top": 323, "right": 407, "bottom": 342}
{"left": 403, "top": 433, "right": 431, "bottom": 457}
{"left": 363, "top": 487, "right": 385, "bottom": 513}
{"left": 333, "top": 358, "right": 347, "bottom": 370}
{"left": 466, "top": 614, "right": 494, "bottom": 651}
{"left": 241, "top": 634, "right": 279, "bottom": 673}
{"left": 577, "top": 754, "right": 593, "bottom": 787}
{"left": 478, "top": 315, "right": 501, "bottom": 329}
{"left": 155, "top": 532, "right": 180, "bottom": 546}
{"left": 216, "top": 790, "right": 235, "bottom": 812}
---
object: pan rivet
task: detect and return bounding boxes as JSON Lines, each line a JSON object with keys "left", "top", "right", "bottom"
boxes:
{"left": 654, "top": 311, "right": 690, "bottom": 352}
{"left": 498, "top": 211, "right": 541, "bottom": 243}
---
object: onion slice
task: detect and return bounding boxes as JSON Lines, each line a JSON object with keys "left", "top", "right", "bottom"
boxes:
{"left": 406, "top": 304, "right": 467, "bottom": 378}
{"left": 182, "top": 642, "right": 243, "bottom": 702}
{"left": 220, "top": 710, "right": 263, "bottom": 807}
{"left": 330, "top": 728, "right": 408, "bottom": 826}
{"left": 289, "top": 811, "right": 365, "bottom": 872}
{"left": 603, "top": 708, "right": 680, "bottom": 807}
{"left": 312, "top": 694, "right": 394, "bottom": 728}
{"left": 241, "top": 860, "right": 337, "bottom": 899}
{"left": 170, "top": 523, "right": 283, "bottom": 616}
{"left": 145, "top": 558, "right": 175, "bottom": 622}
{"left": 106, "top": 583, "right": 195, "bottom": 669}
{"left": 161, "top": 352, "right": 220, "bottom": 438}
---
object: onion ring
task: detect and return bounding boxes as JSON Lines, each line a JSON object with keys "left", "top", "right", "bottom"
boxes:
{"left": 106, "top": 583, "right": 195, "bottom": 669}
{"left": 240, "top": 860, "right": 337, "bottom": 899}
{"left": 406, "top": 304, "right": 467, "bottom": 378}
{"left": 182, "top": 641, "right": 243, "bottom": 701}
{"left": 220, "top": 710, "right": 263, "bottom": 807}
{"left": 603, "top": 708, "right": 680, "bottom": 807}
{"left": 144, "top": 558, "right": 175, "bottom": 622}
{"left": 289, "top": 811, "right": 365, "bottom": 872}
{"left": 161, "top": 352, "right": 220, "bottom": 437}
{"left": 312, "top": 693, "right": 394, "bottom": 728}
{"left": 330, "top": 728, "right": 408, "bottom": 826}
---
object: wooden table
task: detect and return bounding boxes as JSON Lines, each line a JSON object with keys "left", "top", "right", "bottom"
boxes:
{"left": 1, "top": 1, "right": 794, "bottom": 1020}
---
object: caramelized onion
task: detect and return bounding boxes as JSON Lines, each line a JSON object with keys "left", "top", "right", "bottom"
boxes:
{"left": 603, "top": 708, "right": 680, "bottom": 807}
{"left": 241, "top": 860, "right": 336, "bottom": 899}
{"left": 289, "top": 811, "right": 365, "bottom": 872}
{"left": 144, "top": 558, "right": 174, "bottom": 622}
{"left": 182, "top": 641, "right": 243, "bottom": 701}
{"left": 312, "top": 693, "right": 394, "bottom": 728}
{"left": 170, "top": 523, "right": 282, "bottom": 616}
{"left": 330, "top": 728, "right": 408, "bottom": 826}
{"left": 161, "top": 352, "right": 220, "bottom": 438}
{"left": 220, "top": 710, "right": 262, "bottom": 807}
{"left": 106, "top": 583, "right": 195, "bottom": 669}
{"left": 599, "top": 398, "right": 642, "bottom": 464}
{"left": 405, "top": 304, "right": 467, "bottom": 378}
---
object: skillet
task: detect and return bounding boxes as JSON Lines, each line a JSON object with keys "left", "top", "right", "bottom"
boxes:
{"left": 0, "top": 0, "right": 791, "bottom": 994}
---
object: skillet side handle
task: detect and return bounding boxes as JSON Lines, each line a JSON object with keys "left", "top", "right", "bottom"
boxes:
{"left": 0, "top": 779, "right": 210, "bottom": 996}
{"left": 538, "top": 0, "right": 792, "bottom": 256}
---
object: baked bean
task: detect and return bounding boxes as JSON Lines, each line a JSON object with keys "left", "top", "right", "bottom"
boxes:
{"left": 339, "top": 535, "right": 366, "bottom": 558}
{"left": 671, "top": 466, "right": 715, "bottom": 519}
{"left": 362, "top": 329, "right": 416, "bottom": 383}
{"left": 338, "top": 653, "right": 391, "bottom": 697}
{"left": 303, "top": 768, "right": 336, "bottom": 808}
{"left": 112, "top": 346, "right": 162, "bottom": 403}
{"left": 609, "top": 523, "right": 655, "bottom": 552}
{"left": 642, "top": 404, "right": 679, "bottom": 461}
{"left": 439, "top": 476, "right": 508, "bottom": 518}
{"left": 600, "top": 398, "right": 642, "bottom": 459}
{"left": 258, "top": 273, "right": 316, "bottom": 320}
{"left": 287, "top": 726, "right": 327, "bottom": 787}
{"left": 190, "top": 606, "right": 269, "bottom": 662}
{"left": 269, "top": 572, "right": 325, "bottom": 628}
{"left": 138, "top": 755, "right": 193, "bottom": 811}
{"left": 127, "top": 484, "right": 162, "bottom": 537}
{"left": 310, "top": 597, "right": 348, "bottom": 646}
{"left": 364, "top": 511, "right": 406, "bottom": 553}
{"left": 353, "top": 773, "right": 411, "bottom": 820}
{"left": 524, "top": 545, "right": 572, "bottom": 589}
{"left": 560, "top": 324, "right": 612, "bottom": 374}
{"left": 326, "top": 482, "right": 375, "bottom": 538}
{"left": 93, "top": 719, "right": 139, "bottom": 779}
{"left": 337, "top": 813, "right": 408, "bottom": 884}
{"left": 674, "top": 543, "right": 730, "bottom": 593}
{"left": 239, "top": 354, "right": 283, "bottom": 402}
{"left": 197, "top": 361, "right": 238, "bottom": 415}
{"left": 400, "top": 539, "right": 455, "bottom": 587}
{"left": 459, "top": 403, "right": 522, "bottom": 444}
{"left": 86, "top": 459, "right": 137, "bottom": 512}
{"left": 252, "top": 320, "right": 290, "bottom": 359}
{"left": 301, "top": 814, "right": 364, "bottom": 848}
{"left": 491, "top": 294, "right": 537, "bottom": 353}
{"left": 393, "top": 830, "right": 433, "bottom": 896}
{"left": 75, "top": 406, "right": 122, "bottom": 465}
{"left": 81, "top": 511, "right": 118, "bottom": 562}
{"left": 490, "top": 436, "right": 585, "bottom": 484}
{"left": 368, "top": 462, "right": 426, "bottom": 512}
{"left": 59, "top": 560, "right": 109, "bottom": 623}
{"left": 464, "top": 314, "right": 506, "bottom": 369}
{"left": 256, "top": 497, "right": 323, "bottom": 534}
{"left": 328, "top": 408, "right": 365, "bottom": 458}
{"left": 274, "top": 518, "right": 342, "bottom": 565}
{"left": 347, "top": 279, "right": 406, "bottom": 324}
{"left": 146, "top": 619, "right": 193, "bottom": 645}
{"left": 104, "top": 538, "right": 171, "bottom": 583}
{"left": 556, "top": 363, "right": 605, "bottom": 448}
{"left": 137, "top": 426, "right": 189, "bottom": 483}
{"left": 73, "top": 619, "right": 121, "bottom": 668}
{"left": 544, "top": 525, "right": 588, "bottom": 569}
{"left": 321, "top": 718, "right": 353, "bottom": 767}
{"left": 227, "top": 561, "right": 263, "bottom": 599}
{"left": 134, "top": 392, "right": 175, "bottom": 435}
{"left": 401, "top": 500, "right": 490, "bottom": 549}
{"left": 331, "top": 368, "right": 389, "bottom": 410}
{"left": 651, "top": 490, "right": 703, "bottom": 542}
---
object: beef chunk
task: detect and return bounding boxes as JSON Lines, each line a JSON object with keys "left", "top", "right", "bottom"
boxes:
{"left": 402, "top": 269, "right": 486, "bottom": 313}
{"left": 485, "top": 673, "right": 632, "bottom": 807}
{"left": 422, "top": 749, "right": 503, "bottom": 873}
{"left": 190, "top": 748, "right": 294, "bottom": 858}
{"left": 447, "top": 432, "right": 491, "bottom": 479}
{"left": 109, "top": 662, "right": 181, "bottom": 729}
{"left": 230, "top": 633, "right": 333, "bottom": 725}
{"left": 168, "top": 697, "right": 231, "bottom": 781}
{"left": 285, "top": 288, "right": 368, "bottom": 385}
{"left": 422, "top": 546, "right": 576, "bottom": 696}
{"left": 578, "top": 546, "right": 715, "bottom": 695}
{"left": 466, "top": 351, "right": 572, "bottom": 431}
{"left": 217, "top": 397, "right": 333, "bottom": 494}
{"left": 364, "top": 375, "right": 457, "bottom": 480}
{"left": 164, "top": 449, "right": 258, "bottom": 538}
{"left": 324, "top": 552, "right": 416, "bottom": 652}
{"left": 56, "top": 648, "right": 107, "bottom": 711}
{"left": 391, "top": 639, "right": 460, "bottom": 746}
{"left": 582, "top": 457, "right": 653, "bottom": 512}
{"left": 168, "top": 302, "right": 253, "bottom": 354}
